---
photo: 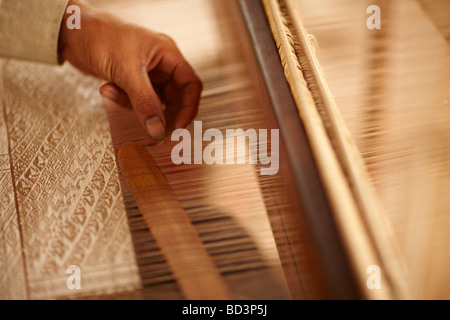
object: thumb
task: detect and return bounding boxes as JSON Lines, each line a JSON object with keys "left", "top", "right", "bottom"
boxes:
{"left": 122, "top": 71, "right": 166, "bottom": 140}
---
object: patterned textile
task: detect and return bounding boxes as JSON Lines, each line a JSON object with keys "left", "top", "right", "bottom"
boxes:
{"left": 0, "top": 60, "right": 140, "bottom": 299}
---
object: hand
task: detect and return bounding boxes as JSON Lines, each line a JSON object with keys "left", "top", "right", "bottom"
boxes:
{"left": 58, "top": 1, "right": 202, "bottom": 139}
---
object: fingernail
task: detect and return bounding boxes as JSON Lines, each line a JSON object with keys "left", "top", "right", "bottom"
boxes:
{"left": 146, "top": 116, "right": 166, "bottom": 139}
{"left": 101, "top": 89, "right": 117, "bottom": 101}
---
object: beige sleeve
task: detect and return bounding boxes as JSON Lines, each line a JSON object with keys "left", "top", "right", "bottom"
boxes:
{"left": 0, "top": 0, "right": 70, "bottom": 65}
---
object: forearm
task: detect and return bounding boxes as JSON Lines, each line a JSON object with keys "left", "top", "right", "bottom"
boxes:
{"left": 58, "top": 0, "right": 92, "bottom": 57}
{"left": 57, "top": 0, "right": 129, "bottom": 77}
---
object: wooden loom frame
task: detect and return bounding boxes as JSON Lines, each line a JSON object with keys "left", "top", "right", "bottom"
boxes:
{"left": 230, "top": 0, "right": 407, "bottom": 300}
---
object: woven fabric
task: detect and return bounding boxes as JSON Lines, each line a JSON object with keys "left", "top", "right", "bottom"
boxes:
{"left": 0, "top": 80, "right": 27, "bottom": 299}
{"left": 0, "top": 60, "right": 140, "bottom": 299}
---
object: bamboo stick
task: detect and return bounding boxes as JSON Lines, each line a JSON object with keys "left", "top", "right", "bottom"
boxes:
{"left": 118, "top": 142, "right": 233, "bottom": 300}
{"left": 261, "top": 0, "right": 403, "bottom": 299}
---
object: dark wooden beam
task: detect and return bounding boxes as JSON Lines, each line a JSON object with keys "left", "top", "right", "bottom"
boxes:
{"left": 231, "top": 0, "right": 362, "bottom": 299}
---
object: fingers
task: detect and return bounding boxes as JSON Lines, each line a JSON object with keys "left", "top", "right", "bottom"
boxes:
{"left": 155, "top": 52, "right": 203, "bottom": 129}
{"left": 121, "top": 70, "right": 167, "bottom": 140}
{"left": 100, "top": 83, "right": 132, "bottom": 109}
{"left": 100, "top": 81, "right": 166, "bottom": 110}
{"left": 172, "top": 60, "right": 202, "bottom": 129}
{"left": 174, "top": 80, "right": 202, "bottom": 129}
{"left": 99, "top": 34, "right": 202, "bottom": 139}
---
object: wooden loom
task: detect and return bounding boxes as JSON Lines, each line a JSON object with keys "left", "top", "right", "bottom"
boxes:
{"left": 1, "top": 0, "right": 449, "bottom": 300}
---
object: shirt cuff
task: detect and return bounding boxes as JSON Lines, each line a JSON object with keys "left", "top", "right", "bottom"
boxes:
{"left": 0, "top": 0, "right": 70, "bottom": 65}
